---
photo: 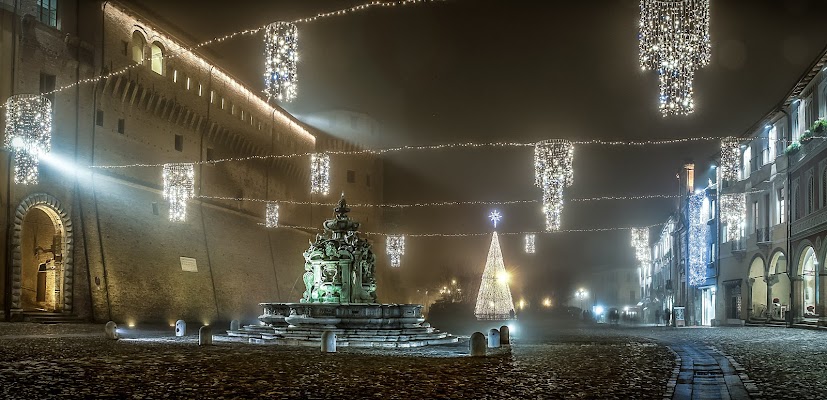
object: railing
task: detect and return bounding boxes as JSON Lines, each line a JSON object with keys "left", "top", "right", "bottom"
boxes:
{"left": 756, "top": 227, "right": 771, "bottom": 243}
{"left": 731, "top": 238, "right": 746, "bottom": 252}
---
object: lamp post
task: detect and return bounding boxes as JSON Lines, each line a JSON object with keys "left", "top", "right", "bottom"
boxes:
{"left": 576, "top": 288, "right": 588, "bottom": 312}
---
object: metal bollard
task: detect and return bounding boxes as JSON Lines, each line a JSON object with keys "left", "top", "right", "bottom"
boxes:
{"left": 104, "top": 321, "right": 119, "bottom": 340}
{"left": 470, "top": 332, "right": 486, "bottom": 356}
{"left": 230, "top": 320, "right": 240, "bottom": 332}
{"left": 499, "top": 325, "right": 510, "bottom": 346}
{"left": 488, "top": 328, "right": 501, "bottom": 348}
{"left": 175, "top": 320, "right": 186, "bottom": 337}
{"left": 321, "top": 331, "right": 337, "bottom": 353}
{"left": 199, "top": 325, "right": 213, "bottom": 346}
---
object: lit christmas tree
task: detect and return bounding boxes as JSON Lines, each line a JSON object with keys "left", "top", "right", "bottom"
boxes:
{"left": 475, "top": 211, "right": 516, "bottom": 320}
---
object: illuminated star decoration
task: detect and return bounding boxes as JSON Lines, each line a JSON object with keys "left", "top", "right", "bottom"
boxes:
{"left": 489, "top": 210, "right": 503, "bottom": 228}
{"left": 162, "top": 163, "right": 195, "bottom": 222}
{"left": 639, "top": 0, "right": 711, "bottom": 116}
{"left": 263, "top": 21, "right": 298, "bottom": 102}
{"left": 4, "top": 94, "right": 52, "bottom": 185}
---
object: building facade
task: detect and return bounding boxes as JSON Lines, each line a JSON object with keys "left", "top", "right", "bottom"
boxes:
{"left": 0, "top": 0, "right": 388, "bottom": 325}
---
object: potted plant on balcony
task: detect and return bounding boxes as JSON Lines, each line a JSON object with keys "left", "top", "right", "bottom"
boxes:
{"left": 811, "top": 118, "right": 827, "bottom": 135}
{"left": 785, "top": 141, "right": 801, "bottom": 155}
{"left": 800, "top": 129, "right": 814, "bottom": 144}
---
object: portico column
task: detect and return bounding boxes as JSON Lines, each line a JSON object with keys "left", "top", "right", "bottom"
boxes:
{"left": 819, "top": 273, "right": 827, "bottom": 327}
{"left": 791, "top": 277, "right": 803, "bottom": 324}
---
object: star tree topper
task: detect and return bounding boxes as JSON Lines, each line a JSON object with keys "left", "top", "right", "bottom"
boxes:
{"left": 489, "top": 210, "right": 503, "bottom": 229}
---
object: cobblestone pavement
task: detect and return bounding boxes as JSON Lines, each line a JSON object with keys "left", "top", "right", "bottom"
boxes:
{"left": 635, "top": 326, "right": 827, "bottom": 400}
{"left": 0, "top": 322, "right": 673, "bottom": 399}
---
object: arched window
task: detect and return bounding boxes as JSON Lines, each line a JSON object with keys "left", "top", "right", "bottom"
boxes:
{"left": 150, "top": 42, "right": 164, "bottom": 75}
{"left": 822, "top": 167, "right": 827, "bottom": 209}
{"left": 808, "top": 175, "right": 815, "bottom": 214}
{"left": 131, "top": 31, "right": 146, "bottom": 64}
{"left": 792, "top": 181, "right": 800, "bottom": 220}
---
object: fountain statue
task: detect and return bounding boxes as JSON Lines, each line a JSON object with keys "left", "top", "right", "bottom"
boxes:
{"left": 229, "top": 196, "right": 457, "bottom": 348}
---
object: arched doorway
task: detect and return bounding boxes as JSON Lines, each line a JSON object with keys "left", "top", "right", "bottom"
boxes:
{"left": 768, "top": 251, "right": 790, "bottom": 320}
{"left": 800, "top": 247, "right": 818, "bottom": 318}
{"left": 748, "top": 258, "right": 767, "bottom": 319}
{"left": 10, "top": 194, "right": 74, "bottom": 313}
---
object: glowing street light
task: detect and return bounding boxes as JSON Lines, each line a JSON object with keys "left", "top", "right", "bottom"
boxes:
{"left": 575, "top": 288, "right": 588, "bottom": 311}
{"left": 542, "top": 297, "right": 552, "bottom": 308}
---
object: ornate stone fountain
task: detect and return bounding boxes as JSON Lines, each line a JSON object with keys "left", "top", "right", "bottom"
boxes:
{"left": 229, "top": 196, "right": 457, "bottom": 348}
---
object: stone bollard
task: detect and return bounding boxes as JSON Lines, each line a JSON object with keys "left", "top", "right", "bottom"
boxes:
{"left": 499, "top": 325, "right": 510, "bottom": 346}
{"left": 470, "top": 332, "right": 486, "bottom": 357}
{"left": 104, "top": 321, "right": 119, "bottom": 340}
{"left": 175, "top": 320, "right": 186, "bottom": 337}
{"left": 199, "top": 325, "right": 213, "bottom": 346}
{"left": 230, "top": 320, "right": 240, "bottom": 332}
{"left": 321, "top": 331, "right": 337, "bottom": 353}
{"left": 488, "top": 328, "right": 501, "bottom": 348}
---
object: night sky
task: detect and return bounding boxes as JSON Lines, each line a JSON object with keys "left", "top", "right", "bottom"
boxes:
{"left": 127, "top": 0, "right": 827, "bottom": 303}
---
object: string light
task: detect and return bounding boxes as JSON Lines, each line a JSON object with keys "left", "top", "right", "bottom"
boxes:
{"left": 162, "top": 163, "right": 195, "bottom": 222}
{"left": 386, "top": 235, "right": 405, "bottom": 268}
{"left": 525, "top": 233, "right": 536, "bottom": 254}
{"left": 534, "top": 140, "right": 574, "bottom": 231}
{"left": 3, "top": 94, "right": 52, "bottom": 185}
{"left": 310, "top": 153, "right": 331, "bottom": 195}
{"left": 630, "top": 227, "right": 651, "bottom": 264}
{"left": 263, "top": 22, "right": 298, "bottom": 102}
{"left": 720, "top": 193, "right": 745, "bottom": 241}
{"left": 265, "top": 202, "right": 280, "bottom": 228}
{"left": 275, "top": 222, "right": 665, "bottom": 237}
{"left": 688, "top": 191, "right": 708, "bottom": 286}
{"left": 720, "top": 138, "right": 741, "bottom": 182}
{"left": 639, "top": 0, "right": 711, "bottom": 116}
{"left": 474, "top": 231, "right": 515, "bottom": 320}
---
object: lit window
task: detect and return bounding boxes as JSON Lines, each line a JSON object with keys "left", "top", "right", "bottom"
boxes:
{"left": 220, "top": 98, "right": 225, "bottom": 109}
{"left": 210, "top": 91, "right": 215, "bottom": 103}
{"left": 38, "top": 0, "right": 58, "bottom": 28}
{"left": 768, "top": 126, "right": 777, "bottom": 160}
{"left": 150, "top": 42, "right": 164, "bottom": 75}
{"left": 198, "top": 83, "right": 203, "bottom": 97}
{"left": 778, "top": 188, "right": 785, "bottom": 224}
{"left": 173, "top": 70, "right": 178, "bottom": 83}
{"left": 741, "top": 146, "right": 751, "bottom": 179}
{"left": 131, "top": 31, "right": 146, "bottom": 64}
{"left": 186, "top": 77, "right": 191, "bottom": 90}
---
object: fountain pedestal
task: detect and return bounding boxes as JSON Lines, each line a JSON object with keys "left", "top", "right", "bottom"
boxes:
{"left": 229, "top": 196, "right": 457, "bottom": 348}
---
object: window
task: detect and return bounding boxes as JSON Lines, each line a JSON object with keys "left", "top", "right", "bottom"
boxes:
{"left": 778, "top": 188, "right": 785, "bottom": 224}
{"left": 768, "top": 126, "right": 777, "bottom": 161}
{"left": 752, "top": 201, "right": 758, "bottom": 234}
{"left": 808, "top": 174, "right": 815, "bottom": 214}
{"left": 206, "top": 147, "right": 215, "bottom": 162}
{"left": 121, "top": 40, "right": 129, "bottom": 56}
{"left": 96, "top": 110, "right": 104, "bottom": 126}
{"left": 793, "top": 180, "right": 800, "bottom": 220}
{"left": 796, "top": 99, "right": 807, "bottom": 142}
{"left": 241, "top": 110, "right": 245, "bottom": 121}
{"left": 210, "top": 90, "right": 215, "bottom": 103}
{"left": 117, "top": 118, "right": 125, "bottom": 134}
{"left": 220, "top": 98, "right": 225, "bottom": 110}
{"left": 742, "top": 146, "right": 751, "bottom": 179}
{"left": 150, "top": 42, "right": 164, "bottom": 75}
{"left": 174, "top": 134, "right": 183, "bottom": 152}
{"left": 347, "top": 170, "right": 355, "bottom": 183}
{"left": 198, "top": 83, "right": 203, "bottom": 97}
{"left": 131, "top": 31, "right": 145, "bottom": 64}
{"left": 39, "top": 72, "right": 56, "bottom": 103}
{"left": 186, "top": 77, "right": 191, "bottom": 90}
{"left": 231, "top": 104, "right": 236, "bottom": 115}
{"left": 38, "top": 0, "right": 58, "bottom": 28}
{"left": 173, "top": 69, "right": 178, "bottom": 83}
{"left": 366, "top": 174, "right": 371, "bottom": 187}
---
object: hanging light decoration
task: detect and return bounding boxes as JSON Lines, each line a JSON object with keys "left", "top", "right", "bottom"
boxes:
{"left": 310, "top": 153, "right": 330, "bottom": 196}
{"left": 265, "top": 202, "right": 280, "bottom": 228}
{"left": 639, "top": 0, "right": 711, "bottom": 116}
{"left": 720, "top": 138, "right": 740, "bottom": 182}
{"left": 688, "top": 191, "right": 708, "bottom": 286}
{"left": 720, "top": 193, "right": 745, "bottom": 241}
{"left": 162, "top": 163, "right": 195, "bottom": 222}
{"left": 525, "top": 233, "right": 536, "bottom": 254}
{"left": 630, "top": 227, "right": 651, "bottom": 264}
{"left": 263, "top": 21, "right": 298, "bottom": 102}
{"left": 534, "top": 140, "right": 574, "bottom": 231}
{"left": 386, "top": 235, "right": 405, "bottom": 268}
{"left": 3, "top": 94, "right": 52, "bottom": 185}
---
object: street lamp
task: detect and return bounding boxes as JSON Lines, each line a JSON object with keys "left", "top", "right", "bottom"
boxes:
{"left": 575, "top": 288, "right": 588, "bottom": 311}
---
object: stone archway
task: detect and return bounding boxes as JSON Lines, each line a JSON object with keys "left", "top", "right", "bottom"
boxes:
{"left": 767, "top": 251, "right": 790, "bottom": 320}
{"left": 11, "top": 193, "right": 74, "bottom": 313}
{"left": 798, "top": 246, "right": 818, "bottom": 318}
